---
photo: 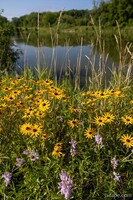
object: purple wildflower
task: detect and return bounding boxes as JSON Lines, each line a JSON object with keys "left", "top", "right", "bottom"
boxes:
{"left": 113, "top": 171, "right": 121, "bottom": 182}
{"left": 29, "top": 150, "right": 39, "bottom": 161}
{"left": 23, "top": 149, "right": 39, "bottom": 161}
{"left": 16, "top": 158, "right": 24, "bottom": 167}
{"left": 95, "top": 134, "right": 102, "bottom": 144}
{"left": 2, "top": 171, "right": 11, "bottom": 186}
{"left": 111, "top": 157, "right": 118, "bottom": 169}
{"left": 58, "top": 171, "right": 73, "bottom": 199}
{"left": 95, "top": 134, "right": 104, "bottom": 149}
{"left": 69, "top": 139, "right": 77, "bottom": 157}
{"left": 23, "top": 150, "right": 29, "bottom": 155}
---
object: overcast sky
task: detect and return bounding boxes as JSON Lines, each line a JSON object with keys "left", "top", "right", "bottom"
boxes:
{"left": 1, "top": 0, "right": 94, "bottom": 20}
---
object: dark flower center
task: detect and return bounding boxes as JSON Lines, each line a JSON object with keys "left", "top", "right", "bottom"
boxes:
{"left": 72, "top": 121, "right": 77, "bottom": 124}
{"left": 33, "top": 129, "right": 37, "bottom": 132}
{"left": 99, "top": 120, "right": 103, "bottom": 122}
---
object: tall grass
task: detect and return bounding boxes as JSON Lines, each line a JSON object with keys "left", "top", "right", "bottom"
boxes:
{"left": 85, "top": 17, "right": 133, "bottom": 90}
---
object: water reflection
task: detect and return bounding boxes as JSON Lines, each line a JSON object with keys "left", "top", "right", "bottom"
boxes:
{"left": 15, "top": 42, "right": 117, "bottom": 86}
{"left": 14, "top": 32, "right": 120, "bottom": 86}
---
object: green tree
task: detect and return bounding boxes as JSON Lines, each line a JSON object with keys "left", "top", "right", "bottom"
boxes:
{"left": 61, "top": 14, "right": 75, "bottom": 26}
{"left": 42, "top": 12, "right": 58, "bottom": 26}
{"left": 0, "top": 12, "right": 19, "bottom": 71}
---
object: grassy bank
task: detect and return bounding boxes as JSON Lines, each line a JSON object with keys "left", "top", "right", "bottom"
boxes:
{"left": 18, "top": 25, "right": 133, "bottom": 42}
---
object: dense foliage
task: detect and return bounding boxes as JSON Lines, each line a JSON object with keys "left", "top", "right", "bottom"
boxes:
{"left": 11, "top": 0, "right": 133, "bottom": 28}
{"left": 0, "top": 13, "right": 19, "bottom": 71}
{"left": 92, "top": 0, "right": 133, "bottom": 26}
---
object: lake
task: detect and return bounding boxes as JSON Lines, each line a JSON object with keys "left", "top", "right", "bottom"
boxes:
{"left": 13, "top": 31, "right": 127, "bottom": 86}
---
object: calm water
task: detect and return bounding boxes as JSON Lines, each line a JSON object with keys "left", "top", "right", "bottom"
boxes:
{"left": 13, "top": 34, "right": 118, "bottom": 86}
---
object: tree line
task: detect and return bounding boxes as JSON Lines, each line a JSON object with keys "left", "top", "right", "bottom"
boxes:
{"left": 10, "top": 0, "right": 133, "bottom": 29}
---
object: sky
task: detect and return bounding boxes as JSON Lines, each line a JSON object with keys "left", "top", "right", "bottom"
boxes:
{"left": 1, "top": 0, "right": 94, "bottom": 20}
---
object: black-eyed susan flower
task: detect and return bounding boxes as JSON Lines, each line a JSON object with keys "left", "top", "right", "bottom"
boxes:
{"left": 19, "top": 84, "right": 29, "bottom": 91}
{"left": 32, "top": 97, "right": 42, "bottom": 105}
{"left": 120, "top": 134, "right": 133, "bottom": 148}
{"left": 20, "top": 123, "right": 32, "bottom": 135}
{"left": 47, "top": 85, "right": 58, "bottom": 91}
{"left": 86, "top": 98, "right": 96, "bottom": 105}
{"left": 0, "top": 103, "right": 7, "bottom": 110}
{"left": 35, "top": 110, "right": 45, "bottom": 118}
{"left": 15, "top": 101, "right": 25, "bottom": 107}
{"left": 44, "top": 79, "right": 53, "bottom": 85}
{"left": 2, "top": 86, "right": 12, "bottom": 92}
{"left": 84, "top": 128, "right": 96, "bottom": 139}
{"left": 94, "top": 116, "right": 105, "bottom": 126}
{"left": 24, "top": 107, "right": 34, "bottom": 113}
{"left": 39, "top": 100, "right": 50, "bottom": 111}
{"left": 54, "top": 143, "right": 62, "bottom": 151}
{"left": 4, "top": 94, "right": 16, "bottom": 101}
{"left": 96, "top": 91, "right": 109, "bottom": 98}
{"left": 24, "top": 94, "right": 33, "bottom": 100}
{"left": 121, "top": 116, "right": 133, "bottom": 125}
{"left": 69, "top": 105, "right": 80, "bottom": 113}
{"left": 52, "top": 149, "right": 62, "bottom": 158}
{"left": 68, "top": 119, "right": 78, "bottom": 128}
{"left": 41, "top": 133, "right": 48, "bottom": 140}
{"left": 22, "top": 111, "right": 34, "bottom": 119}
{"left": 35, "top": 90, "right": 44, "bottom": 95}
{"left": 113, "top": 90, "right": 125, "bottom": 97}
{"left": 109, "top": 90, "right": 122, "bottom": 96}
{"left": 11, "top": 89, "right": 21, "bottom": 96}
{"left": 103, "top": 112, "right": 115, "bottom": 123}
{"left": 52, "top": 142, "right": 63, "bottom": 158}
{"left": 50, "top": 90, "right": 65, "bottom": 99}
{"left": 30, "top": 124, "right": 42, "bottom": 137}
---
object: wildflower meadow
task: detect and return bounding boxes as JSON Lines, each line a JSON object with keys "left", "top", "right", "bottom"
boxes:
{"left": 0, "top": 70, "right": 133, "bottom": 199}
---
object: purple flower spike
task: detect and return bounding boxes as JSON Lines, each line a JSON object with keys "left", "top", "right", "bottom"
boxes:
{"left": 29, "top": 150, "right": 39, "bottom": 161}
{"left": 95, "top": 134, "right": 104, "bottom": 149}
{"left": 111, "top": 157, "right": 118, "bottom": 170}
{"left": 113, "top": 171, "right": 121, "bottom": 182}
{"left": 69, "top": 139, "right": 77, "bottom": 157}
{"left": 2, "top": 171, "right": 11, "bottom": 186}
{"left": 58, "top": 171, "right": 73, "bottom": 199}
{"left": 16, "top": 158, "right": 24, "bottom": 167}
{"left": 23, "top": 149, "right": 39, "bottom": 161}
{"left": 95, "top": 134, "right": 103, "bottom": 145}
